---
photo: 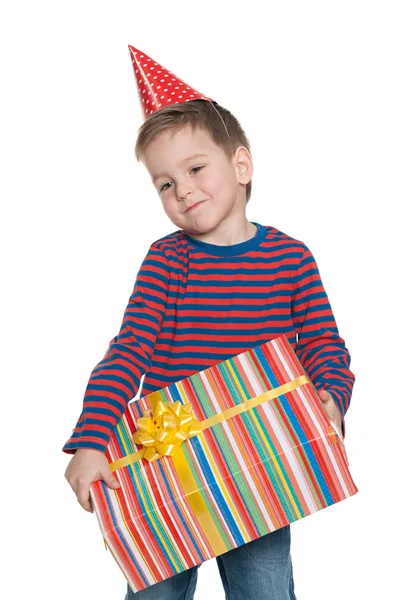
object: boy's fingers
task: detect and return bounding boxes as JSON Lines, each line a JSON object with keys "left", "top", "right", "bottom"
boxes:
{"left": 76, "top": 484, "right": 93, "bottom": 512}
{"left": 76, "top": 472, "right": 119, "bottom": 513}
{"left": 77, "top": 498, "right": 92, "bottom": 512}
{"left": 102, "top": 469, "right": 121, "bottom": 490}
{"left": 81, "top": 500, "right": 93, "bottom": 513}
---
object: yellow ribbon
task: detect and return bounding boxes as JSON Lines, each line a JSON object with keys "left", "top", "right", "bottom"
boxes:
{"left": 107, "top": 375, "right": 313, "bottom": 557}
{"left": 131, "top": 400, "right": 202, "bottom": 463}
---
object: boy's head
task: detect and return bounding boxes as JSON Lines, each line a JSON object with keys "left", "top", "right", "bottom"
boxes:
{"left": 134, "top": 99, "right": 254, "bottom": 238}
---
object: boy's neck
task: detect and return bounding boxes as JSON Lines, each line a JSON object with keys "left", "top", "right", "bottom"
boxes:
{"left": 182, "top": 219, "right": 258, "bottom": 247}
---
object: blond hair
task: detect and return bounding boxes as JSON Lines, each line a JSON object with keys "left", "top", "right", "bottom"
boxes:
{"left": 134, "top": 99, "right": 252, "bottom": 203}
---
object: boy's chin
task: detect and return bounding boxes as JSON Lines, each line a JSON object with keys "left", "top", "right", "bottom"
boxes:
{"left": 180, "top": 222, "right": 215, "bottom": 235}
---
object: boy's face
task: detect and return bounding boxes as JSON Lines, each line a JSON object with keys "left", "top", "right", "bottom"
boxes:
{"left": 142, "top": 125, "right": 252, "bottom": 239}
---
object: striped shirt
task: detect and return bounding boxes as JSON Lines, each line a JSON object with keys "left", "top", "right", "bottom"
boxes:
{"left": 62, "top": 222, "right": 355, "bottom": 455}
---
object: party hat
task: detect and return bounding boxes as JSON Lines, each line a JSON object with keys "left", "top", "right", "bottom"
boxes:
{"left": 128, "top": 44, "right": 216, "bottom": 118}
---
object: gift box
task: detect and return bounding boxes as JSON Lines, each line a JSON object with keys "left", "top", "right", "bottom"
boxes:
{"left": 89, "top": 334, "right": 358, "bottom": 592}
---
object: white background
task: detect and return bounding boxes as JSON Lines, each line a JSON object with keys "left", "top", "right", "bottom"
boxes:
{"left": 2, "top": 1, "right": 399, "bottom": 598}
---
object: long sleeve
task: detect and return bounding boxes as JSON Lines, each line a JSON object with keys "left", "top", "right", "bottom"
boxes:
{"left": 291, "top": 243, "right": 355, "bottom": 438}
{"left": 62, "top": 241, "right": 170, "bottom": 454}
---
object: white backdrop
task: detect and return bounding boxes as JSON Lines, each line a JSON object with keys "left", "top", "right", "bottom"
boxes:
{"left": 2, "top": 1, "right": 399, "bottom": 598}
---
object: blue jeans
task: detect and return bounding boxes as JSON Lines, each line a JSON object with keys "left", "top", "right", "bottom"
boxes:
{"left": 125, "top": 525, "right": 297, "bottom": 599}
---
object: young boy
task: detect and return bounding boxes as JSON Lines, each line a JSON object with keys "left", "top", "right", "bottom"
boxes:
{"left": 63, "top": 48, "right": 355, "bottom": 600}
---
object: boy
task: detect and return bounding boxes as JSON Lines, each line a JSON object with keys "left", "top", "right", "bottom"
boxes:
{"left": 63, "top": 47, "right": 355, "bottom": 600}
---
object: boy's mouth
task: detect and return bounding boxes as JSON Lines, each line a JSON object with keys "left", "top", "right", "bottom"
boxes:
{"left": 186, "top": 201, "right": 206, "bottom": 212}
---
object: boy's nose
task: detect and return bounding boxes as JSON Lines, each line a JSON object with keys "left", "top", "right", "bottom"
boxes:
{"left": 177, "top": 185, "right": 194, "bottom": 200}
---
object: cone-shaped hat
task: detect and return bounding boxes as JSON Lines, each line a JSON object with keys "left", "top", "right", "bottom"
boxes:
{"left": 128, "top": 44, "right": 216, "bottom": 119}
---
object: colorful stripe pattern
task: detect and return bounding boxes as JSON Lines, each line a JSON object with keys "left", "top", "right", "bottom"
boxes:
{"left": 62, "top": 223, "right": 356, "bottom": 455}
{"left": 89, "top": 334, "right": 358, "bottom": 593}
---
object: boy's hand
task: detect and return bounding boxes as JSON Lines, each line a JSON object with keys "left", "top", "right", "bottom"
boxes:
{"left": 318, "top": 389, "right": 344, "bottom": 439}
{"left": 64, "top": 448, "right": 121, "bottom": 513}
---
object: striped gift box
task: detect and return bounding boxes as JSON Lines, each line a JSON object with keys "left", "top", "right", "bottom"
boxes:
{"left": 89, "top": 334, "right": 358, "bottom": 592}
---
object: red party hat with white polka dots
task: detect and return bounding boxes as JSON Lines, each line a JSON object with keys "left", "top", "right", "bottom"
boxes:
{"left": 128, "top": 44, "right": 216, "bottom": 118}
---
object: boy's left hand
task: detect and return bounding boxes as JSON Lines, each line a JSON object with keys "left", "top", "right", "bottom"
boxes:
{"left": 318, "top": 389, "right": 344, "bottom": 439}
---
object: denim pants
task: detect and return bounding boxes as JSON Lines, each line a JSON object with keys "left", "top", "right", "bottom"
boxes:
{"left": 125, "top": 524, "right": 297, "bottom": 600}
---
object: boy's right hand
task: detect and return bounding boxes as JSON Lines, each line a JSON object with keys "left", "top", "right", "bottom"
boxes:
{"left": 64, "top": 448, "right": 121, "bottom": 513}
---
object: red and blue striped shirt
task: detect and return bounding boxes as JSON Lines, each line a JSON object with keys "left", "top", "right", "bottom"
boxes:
{"left": 62, "top": 222, "right": 355, "bottom": 455}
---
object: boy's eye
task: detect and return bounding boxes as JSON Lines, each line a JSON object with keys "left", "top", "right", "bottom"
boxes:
{"left": 159, "top": 166, "right": 204, "bottom": 193}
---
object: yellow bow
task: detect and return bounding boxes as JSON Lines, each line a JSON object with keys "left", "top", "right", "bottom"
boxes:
{"left": 132, "top": 400, "right": 202, "bottom": 462}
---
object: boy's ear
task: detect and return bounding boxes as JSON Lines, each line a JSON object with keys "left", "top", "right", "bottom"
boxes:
{"left": 234, "top": 146, "right": 253, "bottom": 185}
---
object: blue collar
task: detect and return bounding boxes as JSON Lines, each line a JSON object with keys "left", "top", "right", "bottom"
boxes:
{"left": 182, "top": 222, "right": 268, "bottom": 256}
